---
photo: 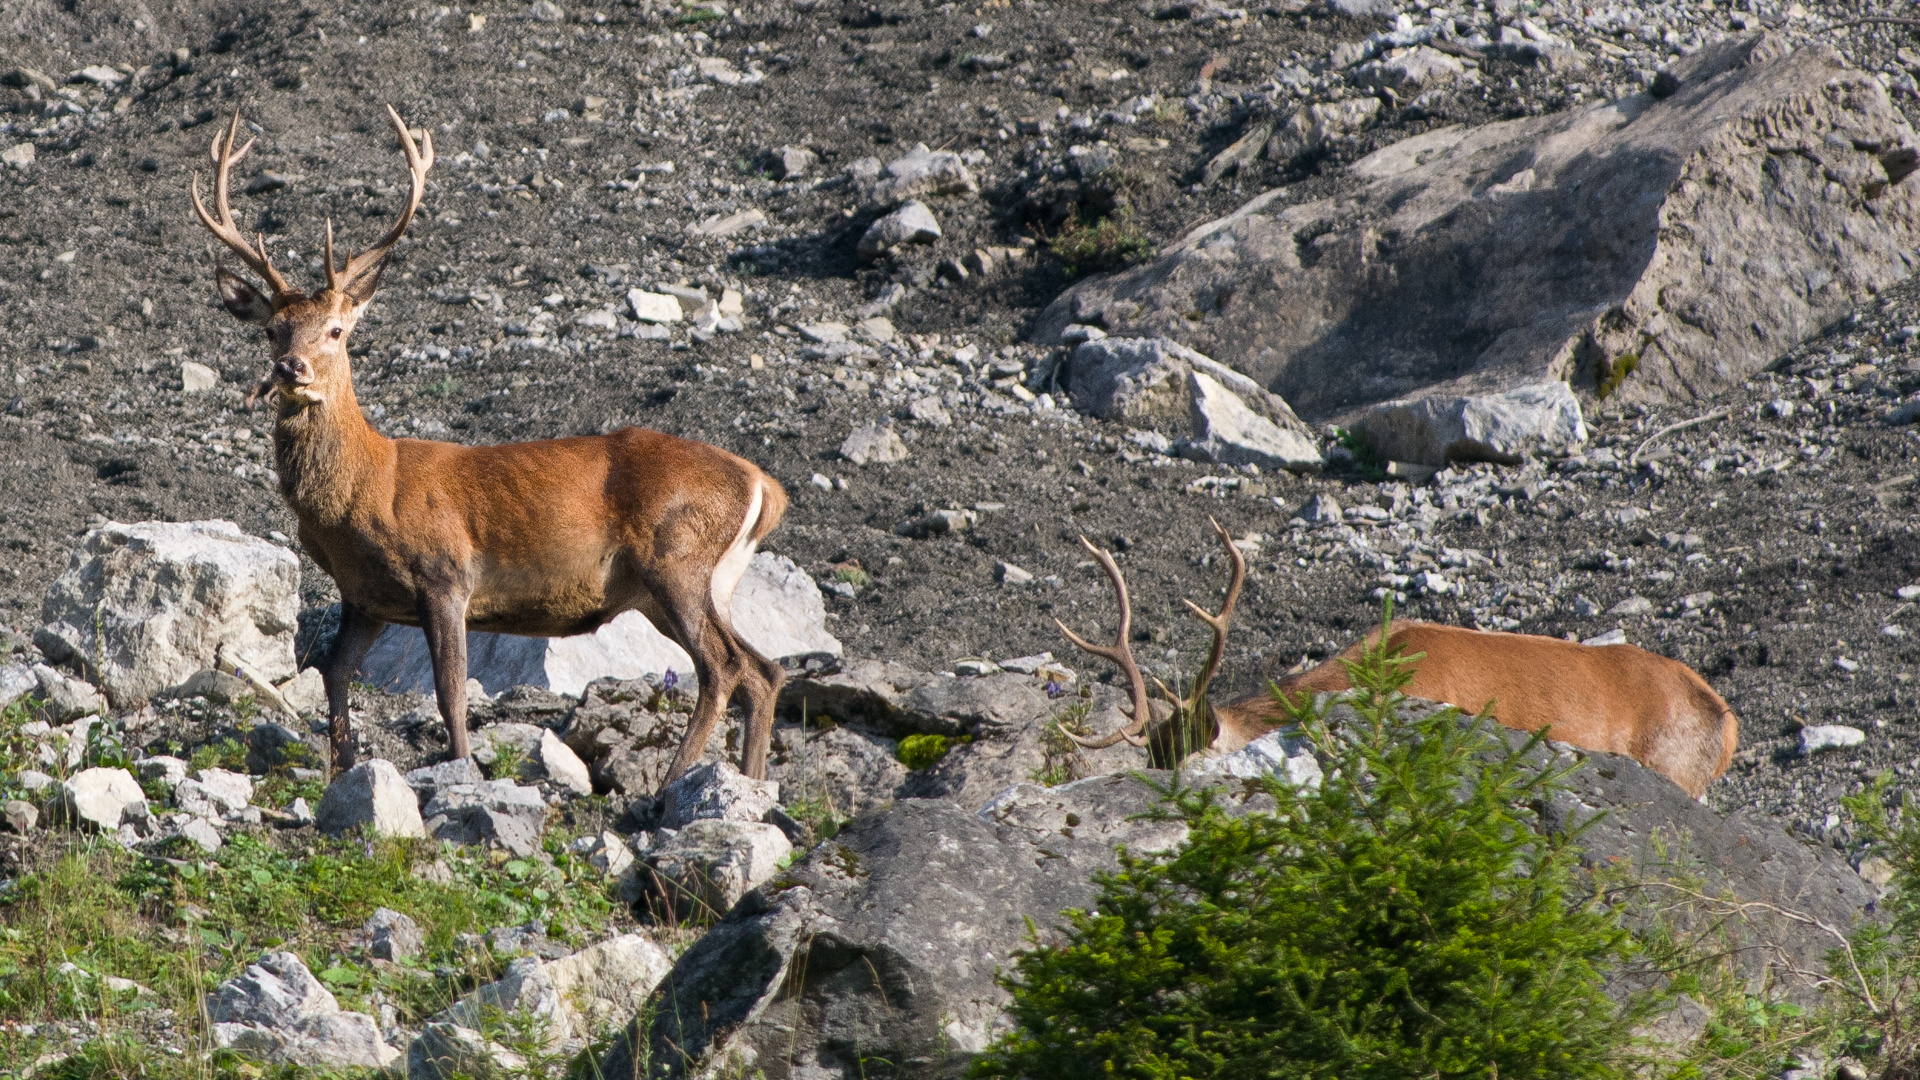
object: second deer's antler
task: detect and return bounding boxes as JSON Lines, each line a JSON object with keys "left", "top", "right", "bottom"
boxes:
{"left": 1055, "top": 518, "right": 1248, "bottom": 751}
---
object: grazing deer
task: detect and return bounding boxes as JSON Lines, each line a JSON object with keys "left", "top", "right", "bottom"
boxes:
{"left": 193, "top": 109, "right": 788, "bottom": 785}
{"left": 1057, "top": 521, "right": 1738, "bottom": 798}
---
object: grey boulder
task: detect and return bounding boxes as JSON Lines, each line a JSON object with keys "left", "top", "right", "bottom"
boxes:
{"left": 472, "top": 722, "right": 593, "bottom": 795}
{"left": 1179, "top": 370, "right": 1324, "bottom": 472}
{"left": 839, "top": 421, "right": 911, "bottom": 465}
{"left": 660, "top": 761, "right": 779, "bottom": 829}
{"left": 209, "top": 951, "right": 399, "bottom": 1068}
{"left": 1354, "top": 380, "right": 1590, "bottom": 466}
{"left": 1038, "top": 35, "right": 1920, "bottom": 422}
{"left": 35, "top": 520, "right": 300, "bottom": 708}
{"left": 316, "top": 760, "right": 427, "bottom": 839}
{"left": 644, "top": 819, "right": 794, "bottom": 919}
{"left": 422, "top": 779, "right": 550, "bottom": 856}
{"left": 870, "top": 144, "right": 977, "bottom": 204}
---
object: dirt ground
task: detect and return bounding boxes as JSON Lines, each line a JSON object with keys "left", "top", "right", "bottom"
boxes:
{"left": 4, "top": 0, "right": 1920, "bottom": 846}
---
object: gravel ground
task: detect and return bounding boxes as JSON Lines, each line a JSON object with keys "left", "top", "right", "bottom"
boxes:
{"left": 3, "top": 0, "right": 1920, "bottom": 854}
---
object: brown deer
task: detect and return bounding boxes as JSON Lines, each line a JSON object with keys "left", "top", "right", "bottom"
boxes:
{"left": 193, "top": 109, "right": 788, "bottom": 785}
{"left": 1057, "top": 521, "right": 1739, "bottom": 799}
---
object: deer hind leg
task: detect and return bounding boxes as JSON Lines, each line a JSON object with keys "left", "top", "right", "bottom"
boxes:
{"left": 656, "top": 591, "right": 751, "bottom": 786}
{"left": 417, "top": 589, "right": 473, "bottom": 761}
{"left": 323, "top": 602, "right": 387, "bottom": 770}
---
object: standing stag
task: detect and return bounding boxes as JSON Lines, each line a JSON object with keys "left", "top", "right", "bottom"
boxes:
{"left": 193, "top": 109, "right": 788, "bottom": 785}
{"left": 1057, "top": 521, "right": 1739, "bottom": 798}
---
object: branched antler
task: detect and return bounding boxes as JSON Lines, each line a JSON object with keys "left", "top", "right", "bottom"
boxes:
{"left": 190, "top": 111, "right": 294, "bottom": 296}
{"left": 1055, "top": 518, "right": 1249, "bottom": 753}
{"left": 191, "top": 106, "right": 434, "bottom": 299}
{"left": 328, "top": 104, "right": 435, "bottom": 293}
{"left": 1055, "top": 537, "right": 1153, "bottom": 748}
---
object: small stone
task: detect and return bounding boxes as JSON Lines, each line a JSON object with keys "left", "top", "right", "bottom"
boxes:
{"left": 998, "top": 562, "right": 1034, "bottom": 586}
{"left": 906, "top": 396, "right": 952, "bottom": 427}
{"left": 853, "top": 316, "right": 896, "bottom": 344}
{"left": 1766, "top": 399, "right": 1796, "bottom": 419}
{"left": 175, "top": 816, "right": 224, "bottom": 853}
{"left": 763, "top": 144, "right": 817, "bottom": 179}
{"left": 996, "top": 652, "right": 1054, "bottom": 674}
{"left": 365, "top": 908, "right": 424, "bottom": 962}
{"left": 17, "top": 770, "right": 53, "bottom": 793}
{"left": 660, "top": 761, "right": 779, "bottom": 829}
{"left": 3, "top": 799, "right": 37, "bottom": 833}
{"left": 1, "top": 143, "right": 34, "bottom": 170}
{"left": 1581, "top": 629, "right": 1628, "bottom": 647}
{"left": 798, "top": 321, "right": 849, "bottom": 344}
{"left": 404, "top": 757, "right": 487, "bottom": 807}
{"left": 1571, "top": 595, "right": 1599, "bottom": 617}
{"left": 316, "top": 760, "right": 427, "bottom": 838}
{"left": 1896, "top": 585, "right": 1920, "bottom": 601}
{"left": 287, "top": 797, "right": 314, "bottom": 826}
{"left": 894, "top": 508, "right": 978, "bottom": 539}
{"left": 717, "top": 288, "right": 745, "bottom": 317}
{"left": 870, "top": 143, "right": 978, "bottom": 203}
{"left": 528, "top": 0, "right": 566, "bottom": 21}
{"left": 856, "top": 200, "right": 942, "bottom": 261}
{"left": 1859, "top": 856, "right": 1896, "bottom": 889}
{"left": 626, "top": 290, "right": 683, "bottom": 324}
{"left": 1609, "top": 596, "right": 1654, "bottom": 616}
{"left": 689, "top": 208, "right": 768, "bottom": 238}
{"left": 1797, "top": 725, "right": 1866, "bottom": 756}
{"left": 953, "top": 659, "right": 1001, "bottom": 677}
{"left": 1834, "top": 656, "right": 1861, "bottom": 673}
{"left": 809, "top": 473, "right": 833, "bottom": 491}
{"left": 839, "top": 422, "right": 910, "bottom": 466}
{"left": 181, "top": 361, "right": 220, "bottom": 392}
{"left": 1297, "top": 492, "right": 1343, "bottom": 525}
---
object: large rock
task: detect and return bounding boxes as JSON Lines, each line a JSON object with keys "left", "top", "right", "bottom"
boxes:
{"left": 1037, "top": 35, "right": 1920, "bottom": 422}
{"left": 359, "top": 553, "right": 840, "bottom": 697}
{"left": 51, "top": 767, "right": 145, "bottom": 831}
{"left": 432, "top": 933, "right": 674, "bottom": 1053}
{"left": 870, "top": 143, "right": 978, "bottom": 204}
{"left": 1180, "top": 370, "right": 1324, "bottom": 471}
{"left": 1355, "top": 380, "right": 1590, "bottom": 466}
{"left": 209, "top": 951, "right": 400, "bottom": 1069}
{"left": 856, "top": 199, "right": 942, "bottom": 260}
{"left": 316, "top": 760, "right": 427, "bottom": 839}
{"left": 598, "top": 780, "right": 1178, "bottom": 1079}
{"left": 1061, "top": 337, "right": 1322, "bottom": 470}
{"left": 35, "top": 521, "right": 300, "bottom": 708}
{"left": 779, "top": 659, "right": 1058, "bottom": 738}
{"left": 422, "top": 779, "right": 550, "bottom": 856}
{"left": 643, "top": 818, "right": 795, "bottom": 921}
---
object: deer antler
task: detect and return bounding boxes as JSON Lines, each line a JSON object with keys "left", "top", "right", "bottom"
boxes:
{"left": 1054, "top": 537, "right": 1152, "bottom": 749}
{"left": 329, "top": 104, "right": 435, "bottom": 293}
{"left": 1054, "top": 519, "right": 1249, "bottom": 753}
{"left": 1182, "top": 517, "right": 1247, "bottom": 712}
{"left": 190, "top": 112, "right": 294, "bottom": 297}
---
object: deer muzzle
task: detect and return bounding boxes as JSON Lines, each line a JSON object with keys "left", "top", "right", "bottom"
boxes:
{"left": 273, "top": 357, "right": 314, "bottom": 387}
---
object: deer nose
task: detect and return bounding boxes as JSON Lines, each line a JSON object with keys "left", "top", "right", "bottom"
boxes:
{"left": 273, "top": 357, "right": 313, "bottom": 386}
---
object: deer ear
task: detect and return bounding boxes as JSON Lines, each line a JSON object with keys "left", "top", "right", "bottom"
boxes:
{"left": 342, "top": 252, "right": 389, "bottom": 310}
{"left": 216, "top": 268, "right": 274, "bottom": 324}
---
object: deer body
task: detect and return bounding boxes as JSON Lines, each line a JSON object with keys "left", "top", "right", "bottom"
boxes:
{"left": 197, "top": 111, "right": 788, "bottom": 784}
{"left": 1057, "top": 525, "right": 1738, "bottom": 800}
{"left": 1207, "top": 622, "right": 1738, "bottom": 799}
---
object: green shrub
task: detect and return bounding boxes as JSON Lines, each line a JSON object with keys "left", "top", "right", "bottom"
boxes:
{"left": 1047, "top": 207, "right": 1155, "bottom": 278}
{"left": 974, "top": 619, "right": 1642, "bottom": 1080}
{"left": 897, "top": 733, "right": 953, "bottom": 771}
{"left": 1829, "top": 776, "right": 1920, "bottom": 1073}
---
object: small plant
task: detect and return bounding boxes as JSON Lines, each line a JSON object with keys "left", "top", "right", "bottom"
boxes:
{"left": 974, "top": 611, "right": 1644, "bottom": 1079}
{"left": 896, "top": 733, "right": 953, "bottom": 771}
{"left": 1030, "top": 699, "right": 1091, "bottom": 787}
{"left": 1332, "top": 424, "right": 1389, "bottom": 480}
{"left": 424, "top": 374, "right": 462, "bottom": 398}
{"left": 1597, "top": 350, "right": 1640, "bottom": 400}
{"left": 676, "top": 4, "right": 724, "bottom": 24}
{"left": 1046, "top": 206, "right": 1155, "bottom": 278}
{"left": 189, "top": 737, "right": 249, "bottom": 774}
{"left": 484, "top": 740, "right": 532, "bottom": 782}
{"left": 829, "top": 561, "right": 872, "bottom": 589}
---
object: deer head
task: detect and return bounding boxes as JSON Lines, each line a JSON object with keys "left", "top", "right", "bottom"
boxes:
{"left": 1055, "top": 518, "right": 1247, "bottom": 767}
{"left": 192, "top": 107, "right": 434, "bottom": 409}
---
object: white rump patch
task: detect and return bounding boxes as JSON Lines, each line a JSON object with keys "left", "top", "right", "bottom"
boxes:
{"left": 709, "top": 480, "right": 763, "bottom": 619}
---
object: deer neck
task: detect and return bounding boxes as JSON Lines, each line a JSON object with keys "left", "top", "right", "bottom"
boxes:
{"left": 271, "top": 379, "right": 388, "bottom": 526}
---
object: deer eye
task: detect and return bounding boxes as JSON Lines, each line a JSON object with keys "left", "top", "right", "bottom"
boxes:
{"left": 329, "top": 327, "right": 343, "bottom": 339}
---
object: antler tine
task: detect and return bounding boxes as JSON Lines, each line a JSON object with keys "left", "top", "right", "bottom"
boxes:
{"left": 1179, "top": 517, "right": 1247, "bottom": 707}
{"left": 1053, "top": 536, "right": 1153, "bottom": 750}
{"left": 323, "top": 219, "right": 339, "bottom": 293}
{"left": 336, "top": 104, "right": 436, "bottom": 290}
{"left": 189, "top": 111, "right": 293, "bottom": 296}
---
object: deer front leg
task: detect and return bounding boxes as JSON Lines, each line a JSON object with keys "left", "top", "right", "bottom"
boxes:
{"left": 323, "top": 602, "right": 387, "bottom": 770}
{"left": 417, "top": 590, "right": 473, "bottom": 761}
